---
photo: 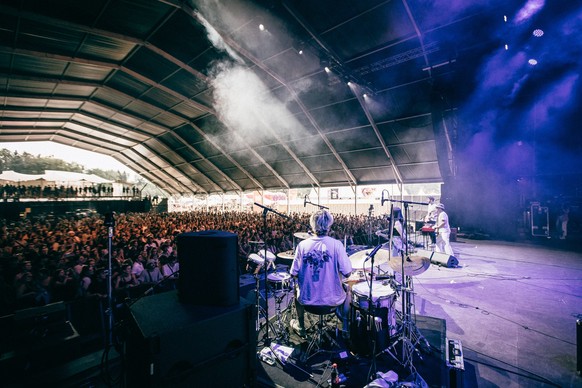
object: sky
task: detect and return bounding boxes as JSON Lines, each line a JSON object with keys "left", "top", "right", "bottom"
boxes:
{"left": 0, "top": 141, "right": 137, "bottom": 178}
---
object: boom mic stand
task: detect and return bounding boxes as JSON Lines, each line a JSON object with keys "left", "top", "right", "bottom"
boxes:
{"left": 104, "top": 212, "right": 115, "bottom": 348}
{"left": 253, "top": 203, "right": 313, "bottom": 377}
{"left": 254, "top": 203, "right": 293, "bottom": 345}
{"left": 381, "top": 199, "right": 431, "bottom": 373}
{"left": 364, "top": 215, "right": 391, "bottom": 382}
{"left": 304, "top": 198, "right": 329, "bottom": 210}
{"left": 101, "top": 212, "right": 122, "bottom": 386}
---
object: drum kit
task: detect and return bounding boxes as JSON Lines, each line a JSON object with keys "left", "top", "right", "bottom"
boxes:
{"left": 344, "top": 242, "right": 431, "bottom": 367}
{"left": 246, "top": 215, "right": 431, "bottom": 375}
{"left": 245, "top": 233, "right": 309, "bottom": 343}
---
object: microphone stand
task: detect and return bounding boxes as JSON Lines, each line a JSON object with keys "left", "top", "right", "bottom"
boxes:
{"left": 304, "top": 199, "right": 329, "bottom": 210}
{"left": 253, "top": 203, "right": 313, "bottom": 378}
{"left": 104, "top": 212, "right": 115, "bottom": 348}
{"left": 382, "top": 199, "right": 430, "bottom": 373}
{"left": 254, "top": 203, "right": 292, "bottom": 346}
{"left": 364, "top": 241, "right": 384, "bottom": 381}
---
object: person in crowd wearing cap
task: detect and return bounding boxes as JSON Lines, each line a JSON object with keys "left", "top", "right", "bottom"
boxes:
{"left": 424, "top": 196, "right": 438, "bottom": 246}
{"left": 289, "top": 209, "right": 352, "bottom": 338}
{"left": 434, "top": 203, "right": 454, "bottom": 256}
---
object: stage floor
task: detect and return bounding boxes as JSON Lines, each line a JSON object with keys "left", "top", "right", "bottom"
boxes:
{"left": 255, "top": 314, "right": 448, "bottom": 388}
{"left": 251, "top": 237, "right": 582, "bottom": 388}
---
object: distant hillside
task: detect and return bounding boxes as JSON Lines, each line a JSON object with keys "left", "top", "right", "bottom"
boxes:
{"left": 0, "top": 148, "right": 130, "bottom": 183}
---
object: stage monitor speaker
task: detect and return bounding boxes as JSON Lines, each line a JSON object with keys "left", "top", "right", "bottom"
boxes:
{"left": 415, "top": 249, "right": 459, "bottom": 268}
{"left": 177, "top": 230, "right": 238, "bottom": 306}
{"left": 124, "top": 290, "right": 256, "bottom": 388}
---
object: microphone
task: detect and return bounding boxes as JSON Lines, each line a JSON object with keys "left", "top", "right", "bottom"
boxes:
{"left": 304, "top": 195, "right": 308, "bottom": 207}
{"left": 364, "top": 243, "right": 384, "bottom": 262}
{"left": 381, "top": 189, "right": 389, "bottom": 206}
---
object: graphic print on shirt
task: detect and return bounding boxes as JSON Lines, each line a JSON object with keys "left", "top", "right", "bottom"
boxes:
{"left": 303, "top": 247, "right": 331, "bottom": 282}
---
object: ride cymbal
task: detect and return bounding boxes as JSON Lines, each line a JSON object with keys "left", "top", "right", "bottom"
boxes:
{"left": 348, "top": 247, "right": 390, "bottom": 269}
{"left": 388, "top": 255, "right": 430, "bottom": 276}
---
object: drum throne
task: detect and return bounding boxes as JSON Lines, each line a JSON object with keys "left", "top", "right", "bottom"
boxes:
{"left": 301, "top": 304, "right": 342, "bottom": 362}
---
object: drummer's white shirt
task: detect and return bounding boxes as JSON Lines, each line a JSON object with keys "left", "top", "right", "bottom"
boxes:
{"left": 290, "top": 235, "right": 352, "bottom": 307}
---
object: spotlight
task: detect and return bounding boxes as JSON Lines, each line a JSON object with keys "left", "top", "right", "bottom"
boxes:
{"left": 532, "top": 29, "right": 544, "bottom": 37}
{"left": 528, "top": 58, "right": 538, "bottom": 66}
{"left": 259, "top": 24, "right": 265, "bottom": 31}
{"left": 324, "top": 66, "right": 331, "bottom": 73}
{"left": 504, "top": 44, "right": 509, "bottom": 50}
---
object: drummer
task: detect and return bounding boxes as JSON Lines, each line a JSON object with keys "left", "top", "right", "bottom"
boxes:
{"left": 289, "top": 209, "right": 352, "bottom": 338}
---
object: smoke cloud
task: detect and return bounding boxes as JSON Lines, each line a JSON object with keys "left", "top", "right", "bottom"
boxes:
{"left": 191, "top": 0, "right": 317, "bottom": 155}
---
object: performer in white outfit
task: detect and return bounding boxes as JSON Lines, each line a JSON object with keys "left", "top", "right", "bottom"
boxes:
{"left": 434, "top": 203, "right": 454, "bottom": 257}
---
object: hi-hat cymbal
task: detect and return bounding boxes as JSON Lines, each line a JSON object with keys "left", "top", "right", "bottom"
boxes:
{"left": 348, "top": 247, "right": 390, "bottom": 269}
{"left": 294, "top": 232, "right": 313, "bottom": 240}
{"left": 388, "top": 255, "right": 430, "bottom": 276}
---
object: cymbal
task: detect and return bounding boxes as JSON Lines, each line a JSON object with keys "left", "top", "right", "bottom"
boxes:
{"left": 388, "top": 255, "right": 430, "bottom": 276}
{"left": 277, "top": 250, "right": 295, "bottom": 260}
{"left": 348, "top": 247, "right": 390, "bottom": 269}
{"left": 294, "top": 232, "right": 312, "bottom": 240}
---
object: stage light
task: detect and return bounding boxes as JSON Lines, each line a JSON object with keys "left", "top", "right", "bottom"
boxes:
{"left": 533, "top": 29, "right": 544, "bottom": 37}
{"left": 259, "top": 24, "right": 265, "bottom": 31}
{"left": 505, "top": 44, "right": 509, "bottom": 50}
{"left": 324, "top": 66, "right": 331, "bottom": 73}
{"left": 528, "top": 58, "right": 538, "bottom": 66}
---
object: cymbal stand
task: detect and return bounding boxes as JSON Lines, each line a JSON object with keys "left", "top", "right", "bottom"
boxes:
{"left": 270, "top": 282, "right": 295, "bottom": 344}
{"left": 381, "top": 199, "right": 430, "bottom": 373}
{"left": 253, "top": 202, "right": 293, "bottom": 345}
{"left": 252, "top": 272, "right": 276, "bottom": 338}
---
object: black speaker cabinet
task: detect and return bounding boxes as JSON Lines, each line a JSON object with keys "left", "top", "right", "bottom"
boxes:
{"left": 177, "top": 230, "right": 239, "bottom": 306}
{"left": 415, "top": 249, "right": 459, "bottom": 268}
{"left": 125, "top": 290, "right": 256, "bottom": 387}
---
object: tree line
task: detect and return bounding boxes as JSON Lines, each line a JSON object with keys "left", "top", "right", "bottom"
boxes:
{"left": 0, "top": 148, "right": 130, "bottom": 183}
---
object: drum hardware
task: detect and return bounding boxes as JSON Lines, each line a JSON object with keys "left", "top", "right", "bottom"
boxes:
{"left": 267, "top": 272, "right": 294, "bottom": 344}
{"left": 253, "top": 202, "right": 295, "bottom": 348}
{"left": 378, "top": 200, "right": 432, "bottom": 375}
{"left": 348, "top": 246, "right": 390, "bottom": 270}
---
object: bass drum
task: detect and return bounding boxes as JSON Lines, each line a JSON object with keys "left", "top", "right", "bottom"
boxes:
{"left": 349, "top": 280, "right": 397, "bottom": 356}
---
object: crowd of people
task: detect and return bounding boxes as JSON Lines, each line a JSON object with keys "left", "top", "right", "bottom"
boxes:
{"left": 0, "top": 183, "right": 140, "bottom": 200}
{"left": 0, "top": 209, "right": 389, "bottom": 316}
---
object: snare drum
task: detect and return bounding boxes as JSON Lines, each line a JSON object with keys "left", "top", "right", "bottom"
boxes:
{"left": 246, "top": 253, "right": 264, "bottom": 275}
{"left": 267, "top": 272, "right": 292, "bottom": 292}
{"left": 349, "top": 280, "right": 397, "bottom": 355}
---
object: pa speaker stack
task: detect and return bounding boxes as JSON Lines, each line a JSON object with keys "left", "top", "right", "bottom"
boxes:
{"left": 415, "top": 249, "right": 459, "bottom": 268}
{"left": 124, "top": 230, "right": 257, "bottom": 387}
